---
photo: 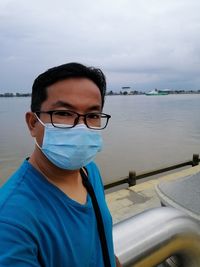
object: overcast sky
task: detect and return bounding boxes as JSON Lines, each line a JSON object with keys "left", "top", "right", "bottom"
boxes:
{"left": 1, "top": 0, "right": 200, "bottom": 92}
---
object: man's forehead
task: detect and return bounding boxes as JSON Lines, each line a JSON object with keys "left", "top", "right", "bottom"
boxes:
{"left": 42, "top": 80, "right": 102, "bottom": 111}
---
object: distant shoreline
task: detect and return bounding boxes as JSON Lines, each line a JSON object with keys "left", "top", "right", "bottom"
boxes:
{"left": 1, "top": 91, "right": 200, "bottom": 97}
{"left": 0, "top": 93, "right": 31, "bottom": 97}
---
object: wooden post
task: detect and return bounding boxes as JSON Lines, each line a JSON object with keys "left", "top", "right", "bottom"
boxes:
{"left": 192, "top": 154, "right": 199, "bottom": 166}
{"left": 128, "top": 171, "right": 136, "bottom": 186}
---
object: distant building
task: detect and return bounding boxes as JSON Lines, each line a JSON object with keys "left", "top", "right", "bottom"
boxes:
{"left": 122, "top": 86, "right": 132, "bottom": 95}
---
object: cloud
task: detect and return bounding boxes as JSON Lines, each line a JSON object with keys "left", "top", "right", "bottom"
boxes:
{"left": 0, "top": 0, "right": 200, "bottom": 92}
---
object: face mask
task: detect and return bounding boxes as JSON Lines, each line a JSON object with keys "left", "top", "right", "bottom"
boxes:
{"left": 35, "top": 122, "right": 103, "bottom": 170}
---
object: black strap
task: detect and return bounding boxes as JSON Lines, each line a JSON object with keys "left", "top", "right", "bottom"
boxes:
{"left": 80, "top": 168, "right": 111, "bottom": 267}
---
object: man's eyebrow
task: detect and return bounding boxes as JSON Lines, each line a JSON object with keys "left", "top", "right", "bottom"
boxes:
{"left": 51, "top": 101, "right": 74, "bottom": 109}
{"left": 51, "top": 101, "right": 102, "bottom": 111}
{"left": 86, "top": 105, "right": 102, "bottom": 112}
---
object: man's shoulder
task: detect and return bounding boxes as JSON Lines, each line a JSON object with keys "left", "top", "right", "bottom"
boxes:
{"left": 85, "top": 161, "right": 104, "bottom": 190}
{"left": 0, "top": 160, "right": 27, "bottom": 201}
{"left": 0, "top": 160, "right": 41, "bottom": 221}
{"left": 86, "top": 161, "right": 100, "bottom": 173}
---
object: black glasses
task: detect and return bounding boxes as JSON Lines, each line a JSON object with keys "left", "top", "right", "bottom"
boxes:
{"left": 35, "top": 110, "right": 111, "bottom": 130}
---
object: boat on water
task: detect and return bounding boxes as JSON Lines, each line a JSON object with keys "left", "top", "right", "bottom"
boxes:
{"left": 145, "top": 89, "right": 168, "bottom": 96}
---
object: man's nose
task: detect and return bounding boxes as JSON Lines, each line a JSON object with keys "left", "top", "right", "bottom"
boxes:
{"left": 75, "top": 114, "right": 86, "bottom": 125}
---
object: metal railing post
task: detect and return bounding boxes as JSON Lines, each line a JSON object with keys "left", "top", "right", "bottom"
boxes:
{"left": 128, "top": 171, "right": 136, "bottom": 186}
{"left": 192, "top": 154, "right": 199, "bottom": 166}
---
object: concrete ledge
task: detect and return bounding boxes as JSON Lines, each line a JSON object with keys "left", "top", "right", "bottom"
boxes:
{"left": 106, "top": 165, "right": 200, "bottom": 224}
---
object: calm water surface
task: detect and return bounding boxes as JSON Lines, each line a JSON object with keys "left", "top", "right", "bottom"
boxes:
{"left": 1, "top": 95, "right": 200, "bottom": 185}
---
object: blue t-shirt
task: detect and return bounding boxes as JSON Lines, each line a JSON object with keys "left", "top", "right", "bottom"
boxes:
{"left": 0, "top": 160, "right": 116, "bottom": 267}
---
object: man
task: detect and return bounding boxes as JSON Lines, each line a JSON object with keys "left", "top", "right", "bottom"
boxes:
{"left": 0, "top": 63, "right": 121, "bottom": 266}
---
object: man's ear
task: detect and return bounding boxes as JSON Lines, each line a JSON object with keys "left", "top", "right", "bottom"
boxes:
{"left": 25, "top": 112, "right": 38, "bottom": 137}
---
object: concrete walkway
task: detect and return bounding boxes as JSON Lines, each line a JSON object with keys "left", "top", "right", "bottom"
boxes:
{"left": 106, "top": 165, "right": 200, "bottom": 224}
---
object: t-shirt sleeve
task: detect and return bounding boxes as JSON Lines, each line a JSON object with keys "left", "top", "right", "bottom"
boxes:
{"left": 0, "top": 220, "right": 41, "bottom": 267}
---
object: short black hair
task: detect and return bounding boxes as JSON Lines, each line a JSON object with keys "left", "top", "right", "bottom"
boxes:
{"left": 31, "top": 62, "right": 106, "bottom": 111}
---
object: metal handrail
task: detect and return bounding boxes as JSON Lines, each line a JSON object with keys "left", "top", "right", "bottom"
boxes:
{"left": 113, "top": 207, "right": 200, "bottom": 267}
{"left": 104, "top": 154, "right": 200, "bottom": 190}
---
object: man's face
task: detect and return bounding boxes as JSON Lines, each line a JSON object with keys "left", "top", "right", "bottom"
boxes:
{"left": 30, "top": 78, "right": 102, "bottom": 146}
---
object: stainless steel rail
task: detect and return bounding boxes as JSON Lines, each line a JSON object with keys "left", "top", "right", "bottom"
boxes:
{"left": 113, "top": 207, "right": 200, "bottom": 267}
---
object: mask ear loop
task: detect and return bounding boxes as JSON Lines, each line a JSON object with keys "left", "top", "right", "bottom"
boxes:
{"left": 34, "top": 138, "right": 42, "bottom": 150}
{"left": 33, "top": 113, "right": 44, "bottom": 151}
{"left": 34, "top": 113, "right": 46, "bottom": 127}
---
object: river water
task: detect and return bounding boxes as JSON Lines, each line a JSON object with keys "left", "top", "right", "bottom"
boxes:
{"left": 0, "top": 95, "right": 200, "bottom": 185}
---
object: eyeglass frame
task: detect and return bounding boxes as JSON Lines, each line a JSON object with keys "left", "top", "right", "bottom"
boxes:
{"left": 34, "top": 110, "right": 111, "bottom": 130}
